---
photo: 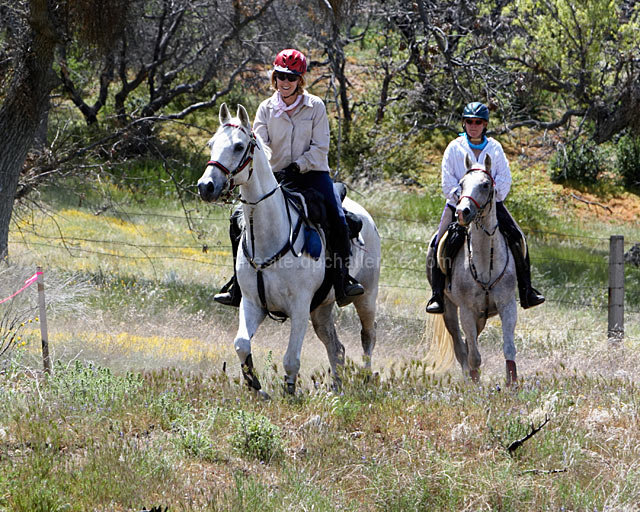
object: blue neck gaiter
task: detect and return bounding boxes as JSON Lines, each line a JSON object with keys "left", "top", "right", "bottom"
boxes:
{"left": 461, "top": 132, "right": 488, "bottom": 150}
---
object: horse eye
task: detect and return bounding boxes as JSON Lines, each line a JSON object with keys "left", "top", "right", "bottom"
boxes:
{"left": 482, "top": 182, "right": 490, "bottom": 189}
{"left": 234, "top": 142, "right": 244, "bottom": 152}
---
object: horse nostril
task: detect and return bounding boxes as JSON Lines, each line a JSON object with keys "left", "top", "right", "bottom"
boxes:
{"left": 198, "top": 181, "right": 215, "bottom": 197}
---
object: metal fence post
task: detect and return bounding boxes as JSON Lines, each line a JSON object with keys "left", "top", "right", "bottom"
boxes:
{"left": 36, "top": 266, "right": 51, "bottom": 374}
{"left": 608, "top": 236, "right": 624, "bottom": 342}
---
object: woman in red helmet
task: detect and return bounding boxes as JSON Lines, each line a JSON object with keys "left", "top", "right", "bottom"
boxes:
{"left": 214, "top": 49, "right": 364, "bottom": 308}
{"left": 425, "top": 101, "right": 544, "bottom": 314}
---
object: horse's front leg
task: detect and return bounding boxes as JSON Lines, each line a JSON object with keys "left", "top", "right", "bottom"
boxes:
{"left": 283, "top": 308, "right": 311, "bottom": 395}
{"left": 459, "top": 308, "right": 481, "bottom": 382}
{"left": 443, "top": 301, "right": 468, "bottom": 374}
{"left": 234, "top": 298, "right": 267, "bottom": 396}
{"left": 498, "top": 299, "right": 518, "bottom": 386}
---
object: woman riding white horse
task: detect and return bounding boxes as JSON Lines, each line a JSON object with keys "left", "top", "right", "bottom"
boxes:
{"left": 214, "top": 48, "right": 364, "bottom": 309}
{"left": 197, "top": 103, "right": 380, "bottom": 396}
{"left": 426, "top": 155, "right": 519, "bottom": 384}
{"left": 426, "top": 102, "right": 544, "bottom": 314}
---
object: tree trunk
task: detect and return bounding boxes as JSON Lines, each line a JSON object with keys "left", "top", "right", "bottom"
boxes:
{"left": 0, "top": 0, "right": 57, "bottom": 259}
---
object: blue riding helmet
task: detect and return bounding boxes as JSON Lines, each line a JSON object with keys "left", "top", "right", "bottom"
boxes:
{"left": 463, "top": 102, "right": 490, "bottom": 121}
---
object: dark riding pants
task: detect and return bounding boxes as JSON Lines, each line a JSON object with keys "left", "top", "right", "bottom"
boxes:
{"left": 282, "top": 170, "right": 351, "bottom": 261}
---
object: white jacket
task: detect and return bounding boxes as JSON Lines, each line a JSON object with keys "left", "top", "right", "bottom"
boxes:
{"left": 253, "top": 91, "right": 331, "bottom": 174}
{"left": 441, "top": 135, "right": 511, "bottom": 205}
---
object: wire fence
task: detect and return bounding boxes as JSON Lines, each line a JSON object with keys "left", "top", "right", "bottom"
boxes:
{"left": 9, "top": 207, "right": 640, "bottom": 329}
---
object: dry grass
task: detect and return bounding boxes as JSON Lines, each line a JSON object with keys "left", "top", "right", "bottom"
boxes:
{"left": 2, "top": 179, "right": 640, "bottom": 510}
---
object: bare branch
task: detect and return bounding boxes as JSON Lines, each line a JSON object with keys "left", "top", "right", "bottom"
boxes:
{"left": 507, "top": 415, "right": 550, "bottom": 455}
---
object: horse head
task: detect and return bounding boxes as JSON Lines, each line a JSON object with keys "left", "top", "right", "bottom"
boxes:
{"left": 197, "top": 103, "right": 256, "bottom": 202}
{"left": 456, "top": 153, "right": 494, "bottom": 226}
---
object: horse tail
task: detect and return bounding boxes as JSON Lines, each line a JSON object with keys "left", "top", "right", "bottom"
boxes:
{"left": 423, "top": 313, "right": 455, "bottom": 374}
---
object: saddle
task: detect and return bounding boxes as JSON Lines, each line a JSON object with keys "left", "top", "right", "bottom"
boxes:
{"left": 436, "top": 220, "right": 527, "bottom": 281}
{"left": 280, "top": 183, "right": 363, "bottom": 312}
{"left": 230, "top": 180, "right": 362, "bottom": 316}
{"left": 281, "top": 181, "right": 363, "bottom": 246}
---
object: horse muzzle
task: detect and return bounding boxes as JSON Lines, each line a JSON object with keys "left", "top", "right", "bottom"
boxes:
{"left": 197, "top": 178, "right": 224, "bottom": 202}
{"left": 456, "top": 204, "right": 475, "bottom": 227}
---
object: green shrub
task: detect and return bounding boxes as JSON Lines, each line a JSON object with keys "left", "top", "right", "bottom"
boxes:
{"left": 49, "top": 360, "right": 143, "bottom": 410}
{"left": 615, "top": 133, "right": 640, "bottom": 188}
{"left": 231, "top": 410, "right": 283, "bottom": 462}
{"left": 549, "top": 140, "right": 604, "bottom": 184}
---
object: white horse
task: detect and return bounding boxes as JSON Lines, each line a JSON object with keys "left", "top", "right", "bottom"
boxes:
{"left": 197, "top": 104, "right": 380, "bottom": 397}
{"left": 426, "top": 154, "right": 519, "bottom": 385}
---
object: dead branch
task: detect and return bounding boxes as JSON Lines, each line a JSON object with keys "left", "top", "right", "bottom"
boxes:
{"left": 570, "top": 193, "right": 613, "bottom": 213}
{"left": 507, "top": 415, "right": 550, "bottom": 455}
{"left": 521, "top": 467, "right": 568, "bottom": 475}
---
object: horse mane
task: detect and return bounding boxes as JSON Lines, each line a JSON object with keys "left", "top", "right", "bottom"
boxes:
{"left": 254, "top": 131, "right": 272, "bottom": 162}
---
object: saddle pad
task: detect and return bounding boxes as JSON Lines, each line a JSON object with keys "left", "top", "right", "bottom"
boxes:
{"left": 436, "top": 222, "right": 467, "bottom": 275}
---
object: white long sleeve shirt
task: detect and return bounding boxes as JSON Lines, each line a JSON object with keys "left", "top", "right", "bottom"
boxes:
{"left": 253, "top": 91, "right": 331, "bottom": 174}
{"left": 441, "top": 135, "right": 512, "bottom": 206}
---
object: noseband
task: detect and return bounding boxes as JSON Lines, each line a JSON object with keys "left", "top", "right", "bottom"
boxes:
{"left": 458, "top": 168, "right": 495, "bottom": 212}
{"left": 206, "top": 123, "right": 258, "bottom": 195}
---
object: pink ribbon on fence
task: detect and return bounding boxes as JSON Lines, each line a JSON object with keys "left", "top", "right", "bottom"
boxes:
{"left": 0, "top": 271, "right": 43, "bottom": 305}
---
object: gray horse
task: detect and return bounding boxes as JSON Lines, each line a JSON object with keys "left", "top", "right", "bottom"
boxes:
{"left": 197, "top": 104, "right": 380, "bottom": 397}
{"left": 426, "top": 154, "right": 519, "bottom": 385}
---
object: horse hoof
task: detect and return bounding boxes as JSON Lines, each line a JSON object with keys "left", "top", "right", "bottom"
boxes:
{"left": 284, "top": 380, "right": 296, "bottom": 395}
{"left": 469, "top": 369, "right": 480, "bottom": 382}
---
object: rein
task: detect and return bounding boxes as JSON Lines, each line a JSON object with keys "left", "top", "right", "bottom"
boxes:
{"left": 206, "top": 123, "right": 258, "bottom": 196}
{"left": 459, "top": 168, "right": 508, "bottom": 318}
{"left": 241, "top": 189, "right": 305, "bottom": 322}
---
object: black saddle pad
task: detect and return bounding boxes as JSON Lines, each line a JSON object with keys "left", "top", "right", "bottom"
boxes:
{"left": 440, "top": 221, "right": 466, "bottom": 276}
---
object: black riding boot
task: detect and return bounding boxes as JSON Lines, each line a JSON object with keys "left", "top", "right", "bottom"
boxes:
{"left": 214, "top": 209, "right": 243, "bottom": 307}
{"left": 496, "top": 202, "right": 544, "bottom": 309}
{"left": 334, "top": 257, "right": 364, "bottom": 307}
{"left": 426, "top": 253, "right": 446, "bottom": 314}
{"left": 214, "top": 276, "right": 241, "bottom": 307}
{"left": 509, "top": 240, "right": 545, "bottom": 309}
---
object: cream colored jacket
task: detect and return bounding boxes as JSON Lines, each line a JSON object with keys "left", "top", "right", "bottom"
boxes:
{"left": 253, "top": 91, "right": 331, "bottom": 173}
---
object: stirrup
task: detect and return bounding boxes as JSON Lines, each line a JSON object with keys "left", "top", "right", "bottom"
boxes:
{"left": 521, "top": 287, "right": 545, "bottom": 309}
{"left": 426, "top": 295, "right": 444, "bottom": 314}
{"left": 344, "top": 280, "right": 365, "bottom": 297}
{"left": 336, "top": 282, "right": 364, "bottom": 307}
{"left": 214, "top": 279, "right": 241, "bottom": 307}
{"left": 214, "top": 291, "right": 236, "bottom": 307}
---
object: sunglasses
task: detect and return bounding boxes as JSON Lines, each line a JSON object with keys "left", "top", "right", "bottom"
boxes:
{"left": 275, "top": 72, "right": 299, "bottom": 82}
{"left": 465, "top": 119, "right": 485, "bottom": 126}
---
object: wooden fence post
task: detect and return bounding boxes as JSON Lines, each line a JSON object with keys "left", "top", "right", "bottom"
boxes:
{"left": 36, "top": 266, "right": 51, "bottom": 374}
{"left": 608, "top": 236, "right": 624, "bottom": 342}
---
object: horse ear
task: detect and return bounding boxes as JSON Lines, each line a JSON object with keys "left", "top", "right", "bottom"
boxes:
{"left": 237, "top": 104, "right": 251, "bottom": 130}
{"left": 484, "top": 154, "right": 492, "bottom": 174}
{"left": 464, "top": 153, "right": 473, "bottom": 171}
{"left": 219, "top": 103, "right": 231, "bottom": 125}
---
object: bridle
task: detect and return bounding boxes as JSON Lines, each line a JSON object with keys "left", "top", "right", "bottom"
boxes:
{"left": 206, "top": 123, "right": 258, "bottom": 196}
{"left": 458, "top": 168, "right": 495, "bottom": 213}
{"left": 458, "top": 168, "right": 509, "bottom": 317}
{"left": 208, "top": 124, "right": 303, "bottom": 320}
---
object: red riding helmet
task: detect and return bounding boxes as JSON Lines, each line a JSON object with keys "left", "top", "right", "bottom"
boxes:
{"left": 273, "top": 49, "right": 307, "bottom": 76}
